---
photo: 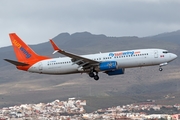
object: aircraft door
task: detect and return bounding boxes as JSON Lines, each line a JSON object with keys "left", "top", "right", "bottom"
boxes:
{"left": 154, "top": 50, "right": 158, "bottom": 58}
{"left": 38, "top": 62, "right": 43, "bottom": 72}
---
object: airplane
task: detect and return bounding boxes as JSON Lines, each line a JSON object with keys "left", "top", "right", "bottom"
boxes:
{"left": 4, "top": 33, "right": 177, "bottom": 81}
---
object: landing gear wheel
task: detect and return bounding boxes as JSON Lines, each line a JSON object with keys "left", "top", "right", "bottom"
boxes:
{"left": 94, "top": 75, "right": 99, "bottom": 81}
{"left": 89, "top": 67, "right": 99, "bottom": 80}
{"left": 159, "top": 67, "right": 163, "bottom": 71}
{"left": 89, "top": 72, "right": 94, "bottom": 78}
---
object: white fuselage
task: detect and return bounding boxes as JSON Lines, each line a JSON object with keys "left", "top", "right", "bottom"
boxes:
{"left": 28, "top": 49, "right": 177, "bottom": 75}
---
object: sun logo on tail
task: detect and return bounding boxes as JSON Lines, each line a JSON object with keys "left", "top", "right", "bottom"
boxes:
{"left": 13, "top": 39, "right": 31, "bottom": 58}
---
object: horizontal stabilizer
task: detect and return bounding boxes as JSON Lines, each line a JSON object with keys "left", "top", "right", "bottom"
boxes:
{"left": 4, "top": 59, "right": 29, "bottom": 66}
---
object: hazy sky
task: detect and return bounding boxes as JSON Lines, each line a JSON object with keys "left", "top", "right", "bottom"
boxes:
{"left": 1, "top": 0, "right": 180, "bottom": 47}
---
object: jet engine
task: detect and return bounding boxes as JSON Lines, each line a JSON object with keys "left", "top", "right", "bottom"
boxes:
{"left": 99, "top": 61, "right": 117, "bottom": 71}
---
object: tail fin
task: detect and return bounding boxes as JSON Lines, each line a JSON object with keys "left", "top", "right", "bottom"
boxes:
{"left": 10, "top": 33, "right": 38, "bottom": 62}
{"left": 9, "top": 33, "right": 49, "bottom": 63}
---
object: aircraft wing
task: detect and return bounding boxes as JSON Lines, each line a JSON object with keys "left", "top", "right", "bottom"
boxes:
{"left": 50, "top": 40, "right": 99, "bottom": 69}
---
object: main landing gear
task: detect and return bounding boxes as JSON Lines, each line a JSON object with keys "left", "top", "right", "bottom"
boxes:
{"left": 89, "top": 68, "right": 99, "bottom": 81}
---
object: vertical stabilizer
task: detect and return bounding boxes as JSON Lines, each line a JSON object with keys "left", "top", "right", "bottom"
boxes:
{"left": 9, "top": 33, "right": 50, "bottom": 63}
{"left": 10, "top": 33, "right": 39, "bottom": 62}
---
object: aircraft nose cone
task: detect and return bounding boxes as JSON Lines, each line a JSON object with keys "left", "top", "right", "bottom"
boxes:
{"left": 171, "top": 53, "right": 178, "bottom": 60}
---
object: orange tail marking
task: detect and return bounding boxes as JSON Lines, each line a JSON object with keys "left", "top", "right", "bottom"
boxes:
{"left": 9, "top": 33, "right": 50, "bottom": 71}
{"left": 10, "top": 33, "right": 38, "bottom": 61}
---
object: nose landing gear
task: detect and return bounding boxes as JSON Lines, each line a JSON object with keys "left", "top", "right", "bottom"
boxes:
{"left": 159, "top": 62, "right": 168, "bottom": 71}
{"left": 159, "top": 67, "right": 163, "bottom": 71}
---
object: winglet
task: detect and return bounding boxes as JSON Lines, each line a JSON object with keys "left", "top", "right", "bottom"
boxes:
{"left": 50, "top": 39, "right": 62, "bottom": 51}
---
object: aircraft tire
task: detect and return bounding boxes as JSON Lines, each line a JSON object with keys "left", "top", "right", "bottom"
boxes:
{"left": 159, "top": 67, "right": 163, "bottom": 71}
{"left": 94, "top": 75, "right": 99, "bottom": 81}
{"left": 89, "top": 72, "right": 94, "bottom": 78}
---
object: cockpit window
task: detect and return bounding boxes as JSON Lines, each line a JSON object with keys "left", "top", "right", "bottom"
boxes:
{"left": 163, "top": 51, "right": 168, "bottom": 54}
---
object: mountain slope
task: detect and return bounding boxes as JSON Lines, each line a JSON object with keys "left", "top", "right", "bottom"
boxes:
{"left": 143, "top": 30, "right": 180, "bottom": 47}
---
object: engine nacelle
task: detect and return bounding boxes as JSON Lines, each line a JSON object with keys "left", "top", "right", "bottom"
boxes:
{"left": 99, "top": 61, "right": 117, "bottom": 71}
{"left": 106, "top": 68, "right": 125, "bottom": 76}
